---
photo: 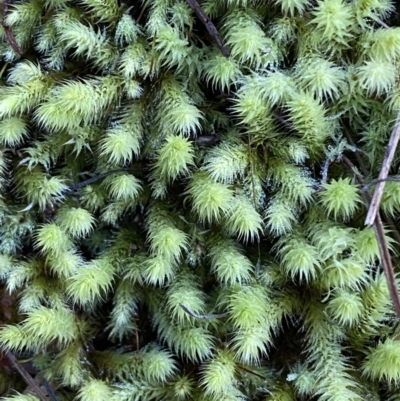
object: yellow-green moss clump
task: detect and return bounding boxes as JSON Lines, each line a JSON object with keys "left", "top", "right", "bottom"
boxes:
{"left": 1, "top": 0, "right": 400, "bottom": 400}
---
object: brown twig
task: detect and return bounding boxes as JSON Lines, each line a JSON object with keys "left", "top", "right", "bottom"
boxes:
{"left": 2, "top": 0, "right": 23, "bottom": 55}
{"left": 343, "top": 127, "right": 400, "bottom": 243}
{"left": 4, "top": 351, "right": 48, "bottom": 401}
{"left": 237, "top": 364, "right": 267, "bottom": 381}
{"left": 64, "top": 168, "right": 142, "bottom": 194}
{"left": 365, "top": 113, "right": 400, "bottom": 226}
{"left": 184, "top": 0, "right": 230, "bottom": 57}
{"left": 359, "top": 171, "right": 400, "bottom": 244}
{"left": 342, "top": 155, "right": 400, "bottom": 318}
{"left": 373, "top": 215, "right": 400, "bottom": 316}
{"left": 0, "top": 62, "right": 8, "bottom": 79}
{"left": 136, "top": 0, "right": 150, "bottom": 24}
{"left": 343, "top": 123, "right": 400, "bottom": 245}
{"left": 361, "top": 176, "right": 400, "bottom": 191}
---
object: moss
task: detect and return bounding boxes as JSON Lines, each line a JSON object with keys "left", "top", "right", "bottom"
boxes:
{"left": 0, "top": 0, "right": 400, "bottom": 400}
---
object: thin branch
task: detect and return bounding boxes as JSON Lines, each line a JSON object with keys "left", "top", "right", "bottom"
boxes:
{"left": 0, "top": 62, "right": 8, "bottom": 79}
{"left": 43, "top": 379, "right": 59, "bottom": 401}
{"left": 237, "top": 365, "right": 267, "bottom": 381}
{"left": 4, "top": 351, "right": 48, "bottom": 401}
{"left": 184, "top": 0, "right": 230, "bottom": 57}
{"left": 342, "top": 155, "right": 400, "bottom": 319}
{"left": 342, "top": 126, "right": 370, "bottom": 176}
{"left": 136, "top": 0, "right": 150, "bottom": 23}
{"left": 64, "top": 168, "right": 141, "bottom": 193}
{"left": 2, "top": 0, "right": 23, "bottom": 55}
{"left": 361, "top": 176, "right": 400, "bottom": 191}
{"left": 365, "top": 113, "right": 400, "bottom": 226}
{"left": 373, "top": 214, "right": 400, "bottom": 316}
{"left": 341, "top": 129, "right": 400, "bottom": 246}
{"left": 344, "top": 126, "right": 400, "bottom": 243}
{"left": 360, "top": 173, "right": 400, "bottom": 244}
{"left": 179, "top": 303, "right": 229, "bottom": 319}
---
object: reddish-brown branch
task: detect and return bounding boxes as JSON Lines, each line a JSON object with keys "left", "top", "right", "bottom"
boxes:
{"left": 3, "top": 351, "right": 48, "bottom": 401}
{"left": 365, "top": 112, "right": 400, "bottom": 226}
{"left": 184, "top": 0, "right": 230, "bottom": 57}
{"left": 342, "top": 155, "right": 400, "bottom": 318}
{"left": 2, "top": 0, "right": 23, "bottom": 55}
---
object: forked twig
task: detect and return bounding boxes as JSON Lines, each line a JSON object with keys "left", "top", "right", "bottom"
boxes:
{"left": 342, "top": 155, "right": 400, "bottom": 318}
{"left": 179, "top": 303, "right": 229, "bottom": 319}
{"left": 184, "top": 0, "right": 230, "bottom": 57}
{"left": 2, "top": 0, "right": 23, "bottom": 55}
{"left": 365, "top": 113, "right": 400, "bottom": 226}
{"left": 344, "top": 122, "right": 400, "bottom": 242}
